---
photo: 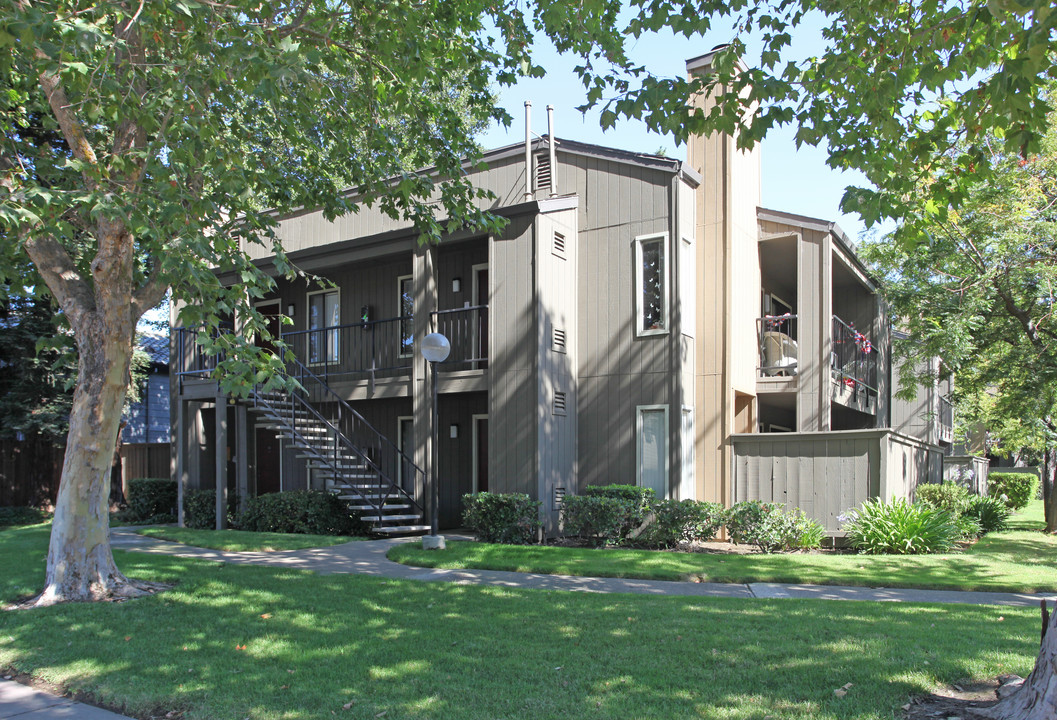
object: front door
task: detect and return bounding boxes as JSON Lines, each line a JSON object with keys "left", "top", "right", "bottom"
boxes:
{"left": 257, "top": 301, "right": 282, "bottom": 355}
{"left": 255, "top": 426, "right": 281, "bottom": 495}
{"left": 473, "top": 415, "right": 488, "bottom": 493}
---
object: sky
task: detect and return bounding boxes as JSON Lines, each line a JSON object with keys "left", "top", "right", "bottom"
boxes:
{"left": 476, "top": 12, "right": 887, "bottom": 245}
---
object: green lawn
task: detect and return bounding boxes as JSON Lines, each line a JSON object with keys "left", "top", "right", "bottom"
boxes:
{"left": 136, "top": 526, "right": 361, "bottom": 552}
{"left": 0, "top": 523, "right": 1041, "bottom": 720}
{"left": 388, "top": 501, "right": 1057, "bottom": 593}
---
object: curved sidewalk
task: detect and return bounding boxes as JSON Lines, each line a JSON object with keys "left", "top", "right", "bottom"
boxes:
{"left": 110, "top": 528, "right": 1055, "bottom": 608}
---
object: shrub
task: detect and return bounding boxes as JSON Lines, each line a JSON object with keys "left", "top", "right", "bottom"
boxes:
{"left": 953, "top": 513, "right": 983, "bottom": 540}
{"left": 583, "top": 485, "right": 655, "bottom": 533}
{"left": 0, "top": 506, "right": 51, "bottom": 527}
{"left": 965, "top": 495, "right": 1012, "bottom": 534}
{"left": 125, "top": 477, "right": 178, "bottom": 522}
{"left": 240, "top": 491, "right": 357, "bottom": 536}
{"left": 560, "top": 495, "right": 632, "bottom": 546}
{"left": 633, "top": 500, "right": 726, "bottom": 549}
{"left": 916, "top": 482, "right": 973, "bottom": 516}
{"left": 462, "top": 492, "right": 542, "bottom": 545}
{"left": 182, "top": 489, "right": 237, "bottom": 530}
{"left": 842, "top": 498, "right": 959, "bottom": 554}
{"left": 725, "top": 500, "right": 825, "bottom": 552}
{"left": 988, "top": 472, "right": 1039, "bottom": 510}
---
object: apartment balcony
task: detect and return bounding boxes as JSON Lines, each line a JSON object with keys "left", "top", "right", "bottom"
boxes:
{"left": 938, "top": 395, "right": 954, "bottom": 444}
{"left": 756, "top": 313, "right": 799, "bottom": 396}
{"left": 174, "top": 305, "right": 489, "bottom": 396}
{"left": 831, "top": 315, "right": 878, "bottom": 415}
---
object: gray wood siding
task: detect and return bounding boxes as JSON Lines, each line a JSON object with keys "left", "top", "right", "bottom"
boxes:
{"left": 535, "top": 208, "right": 579, "bottom": 532}
{"left": 488, "top": 215, "right": 538, "bottom": 496}
{"left": 732, "top": 429, "right": 940, "bottom": 533}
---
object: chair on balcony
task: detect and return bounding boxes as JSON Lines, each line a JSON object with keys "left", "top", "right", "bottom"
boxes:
{"left": 762, "top": 331, "right": 798, "bottom": 376}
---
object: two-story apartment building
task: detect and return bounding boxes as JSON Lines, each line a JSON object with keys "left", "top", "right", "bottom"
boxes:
{"left": 172, "top": 49, "right": 943, "bottom": 535}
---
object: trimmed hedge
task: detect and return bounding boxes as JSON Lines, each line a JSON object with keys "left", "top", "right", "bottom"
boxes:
{"left": 560, "top": 495, "right": 631, "bottom": 545}
{"left": 988, "top": 472, "right": 1039, "bottom": 509}
{"left": 240, "top": 491, "right": 357, "bottom": 536}
{"left": 182, "top": 489, "right": 239, "bottom": 530}
{"left": 916, "top": 481, "right": 973, "bottom": 516}
{"left": 0, "top": 506, "right": 51, "bottom": 528}
{"left": 725, "top": 500, "right": 825, "bottom": 552}
{"left": 632, "top": 499, "right": 726, "bottom": 549}
{"left": 462, "top": 492, "right": 542, "bottom": 544}
{"left": 126, "top": 477, "right": 178, "bottom": 522}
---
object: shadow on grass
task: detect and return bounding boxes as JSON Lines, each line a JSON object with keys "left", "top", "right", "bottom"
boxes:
{"left": 0, "top": 525, "right": 1044, "bottom": 720}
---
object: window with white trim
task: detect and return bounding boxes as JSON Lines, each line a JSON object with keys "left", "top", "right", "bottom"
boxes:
{"left": 397, "top": 275, "right": 413, "bottom": 357}
{"left": 636, "top": 405, "right": 668, "bottom": 497}
{"left": 635, "top": 233, "right": 668, "bottom": 336}
{"left": 307, "top": 289, "right": 339, "bottom": 364}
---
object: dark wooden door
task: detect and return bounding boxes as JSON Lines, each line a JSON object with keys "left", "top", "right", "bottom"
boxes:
{"left": 475, "top": 416, "right": 488, "bottom": 493}
{"left": 255, "top": 427, "right": 281, "bottom": 495}
{"left": 257, "top": 303, "right": 282, "bottom": 355}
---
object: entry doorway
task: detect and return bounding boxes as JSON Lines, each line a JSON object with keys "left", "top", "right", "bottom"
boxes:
{"left": 256, "top": 300, "right": 282, "bottom": 355}
{"left": 472, "top": 414, "right": 488, "bottom": 493}
{"left": 255, "top": 426, "right": 281, "bottom": 495}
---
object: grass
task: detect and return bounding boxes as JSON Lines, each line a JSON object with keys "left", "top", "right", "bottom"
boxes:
{"left": 388, "top": 500, "right": 1057, "bottom": 593}
{"left": 0, "top": 523, "right": 1042, "bottom": 720}
{"left": 136, "top": 526, "right": 360, "bottom": 552}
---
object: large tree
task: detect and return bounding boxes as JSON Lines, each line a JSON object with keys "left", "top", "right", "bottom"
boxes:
{"left": 2, "top": 0, "right": 1055, "bottom": 607}
{"left": 863, "top": 104, "right": 1057, "bottom": 535}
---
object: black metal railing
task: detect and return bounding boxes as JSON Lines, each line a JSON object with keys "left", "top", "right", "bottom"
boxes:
{"left": 938, "top": 395, "right": 954, "bottom": 443}
{"left": 174, "top": 323, "right": 233, "bottom": 380}
{"left": 757, "top": 313, "right": 798, "bottom": 377}
{"left": 431, "top": 305, "right": 489, "bottom": 370}
{"left": 831, "top": 315, "right": 878, "bottom": 399}
{"left": 260, "top": 357, "right": 426, "bottom": 514}
{"left": 280, "top": 316, "right": 413, "bottom": 383}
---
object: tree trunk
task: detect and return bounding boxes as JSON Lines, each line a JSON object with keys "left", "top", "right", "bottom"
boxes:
{"left": 30, "top": 282, "right": 164, "bottom": 605}
{"left": 1042, "top": 449, "right": 1056, "bottom": 534}
{"left": 971, "top": 601, "right": 1057, "bottom": 719}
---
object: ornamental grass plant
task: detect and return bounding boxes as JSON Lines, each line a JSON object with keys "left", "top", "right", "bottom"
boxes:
{"left": 842, "top": 498, "right": 959, "bottom": 554}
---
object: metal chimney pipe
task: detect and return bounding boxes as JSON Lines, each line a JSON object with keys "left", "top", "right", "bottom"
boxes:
{"left": 524, "top": 101, "right": 533, "bottom": 201}
{"left": 547, "top": 104, "right": 557, "bottom": 197}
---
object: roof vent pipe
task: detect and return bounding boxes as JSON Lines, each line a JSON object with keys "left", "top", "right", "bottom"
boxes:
{"left": 524, "top": 101, "right": 533, "bottom": 201}
{"left": 547, "top": 105, "right": 557, "bottom": 197}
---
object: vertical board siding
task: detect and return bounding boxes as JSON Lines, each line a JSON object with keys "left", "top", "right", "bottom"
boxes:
{"left": 731, "top": 430, "right": 938, "bottom": 533}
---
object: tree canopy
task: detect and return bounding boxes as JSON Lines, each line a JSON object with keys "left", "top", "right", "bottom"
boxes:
{"left": 1, "top": 0, "right": 1055, "bottom": 602}
{"left": 862, "top": 97, "right": 1057, "bottom": 532}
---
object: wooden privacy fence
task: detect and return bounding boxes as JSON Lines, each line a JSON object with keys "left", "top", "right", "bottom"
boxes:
{"left": 1, "top": 438, "right": 169, "bottom": 508}
{"left": 731, "top": 429, "right": 944, "bottom": 534}
{"left": 0, "top": 436, "right": 63, "bottom": 507}
{"left": 942, "top": 455, "right": 990, "bottom": 495}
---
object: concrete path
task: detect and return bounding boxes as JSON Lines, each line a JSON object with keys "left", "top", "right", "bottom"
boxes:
{"left": 110, "top": 527, "right": 1055, "bottom": 608}
{"left": 6, "top": 528, "right": 1051, "bottom": 720}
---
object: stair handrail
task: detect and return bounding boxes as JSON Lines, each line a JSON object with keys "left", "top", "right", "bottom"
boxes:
{"left": 263, "top": 355, "right": 427, "bottom": 516}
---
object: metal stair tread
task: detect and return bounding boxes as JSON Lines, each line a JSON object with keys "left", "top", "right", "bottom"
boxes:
{"left": 358, "top": 514, "right": 423, "bottom": 523}
{"left": 372, "top": 525, "right": 431, "bottom": 535}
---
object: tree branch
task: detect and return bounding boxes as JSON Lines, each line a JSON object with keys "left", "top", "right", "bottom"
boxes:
{"left": 22, "top": 233, "right": 96, "bottom": 334}
{"left": 37, "top": 67, "right": 99, "bottom": 192}
{"left": 131, "top": 273, "right": 169, "bottom": 320}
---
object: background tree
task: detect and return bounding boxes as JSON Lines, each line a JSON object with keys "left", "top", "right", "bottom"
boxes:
{"left": 862, "top": 104, "right": 1057, "bottom": 534}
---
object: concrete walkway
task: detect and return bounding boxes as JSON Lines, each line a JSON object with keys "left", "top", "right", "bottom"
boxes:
{"left": 5, "top": 528, "right": 1051, "bottom": 720}
{"left": 110, "top": 527, "right": 1055, "bottom": 608}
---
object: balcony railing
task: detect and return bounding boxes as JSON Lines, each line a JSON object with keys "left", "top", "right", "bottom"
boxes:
{"left": 757, "top": 314, "right": 798, "bottom": 377}
{"left": 174, "top": 322, "right": 233, "bottom": 380}
{"left": 831, "top": 315, "right": 878, "bottom": 399}
{"left": 431, "top": 305, "right": 489, "bottom": 371}
{"left": 938, "top": 395, "right": 954, "bottom": 443}
{"left": 175, "top": 306, "right": 490, "bottom": 382}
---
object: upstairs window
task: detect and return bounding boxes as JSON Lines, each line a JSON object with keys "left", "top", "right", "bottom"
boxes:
{"left": 308, "top": 289, "right": 340, "bottom": 364}
{"left": 635, "top": 233, "right": 668, "bottom": 336}
{"left": 398, "top": 275, "right": 414, "bottom": 357}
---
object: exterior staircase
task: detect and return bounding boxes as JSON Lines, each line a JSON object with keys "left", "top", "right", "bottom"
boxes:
{"left": 250, "top": 384, "right": 430, "bottom": 536}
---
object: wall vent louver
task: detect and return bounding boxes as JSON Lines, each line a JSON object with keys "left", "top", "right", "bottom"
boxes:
{"left": 552, "top": 231, "right": 566, "bottom": 258}
{"left": 552, "top": 327, "right": 567, "bottom": 353}
{"left": 535, "top": 151, "right": 552, "bottom": 193}
{"left": 553, "top": 391, "right": 567, "bottom": 416}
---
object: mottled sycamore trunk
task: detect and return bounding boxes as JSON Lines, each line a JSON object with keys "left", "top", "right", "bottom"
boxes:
{"left": 972, "top": 603, "right": 1057, "bottom": 720}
